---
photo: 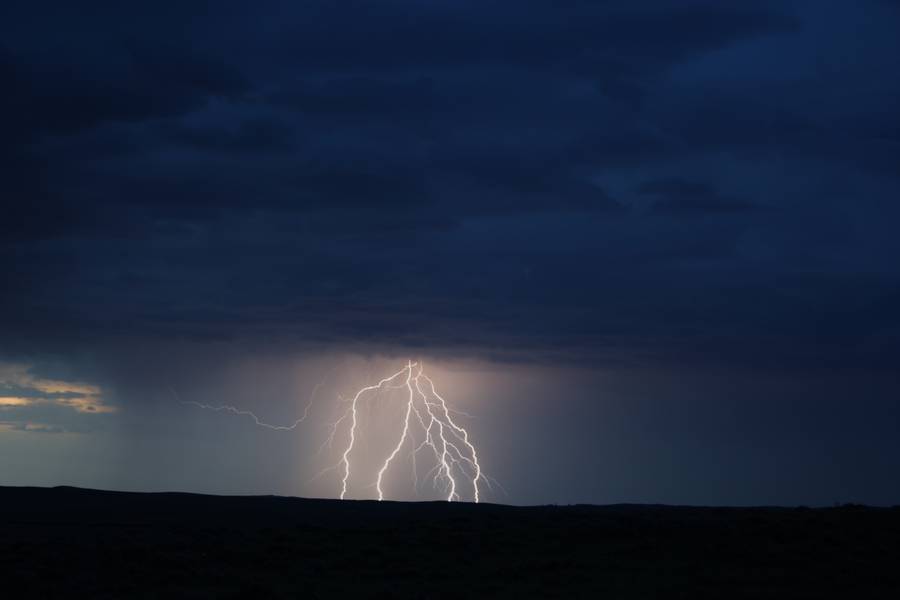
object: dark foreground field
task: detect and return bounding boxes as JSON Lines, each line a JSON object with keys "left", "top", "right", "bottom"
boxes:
{"left": 2, "top": 487, "right": 899, "bottom": 598}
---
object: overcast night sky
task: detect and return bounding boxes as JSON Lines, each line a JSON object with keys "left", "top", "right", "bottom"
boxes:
{"left": 2, "top": 0, "right": 899, "bottom": 506}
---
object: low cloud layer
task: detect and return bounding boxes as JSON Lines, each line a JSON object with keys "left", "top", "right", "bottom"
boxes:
{"left": 0, "top": 362, "right": 114, "bottom": 433}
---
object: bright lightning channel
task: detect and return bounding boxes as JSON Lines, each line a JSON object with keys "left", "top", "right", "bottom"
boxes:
{"left": 184, "top": 361, "right": 488, "bottom": 503}
{"left": 176, "top": 382, "right": 319, "bottom": 430}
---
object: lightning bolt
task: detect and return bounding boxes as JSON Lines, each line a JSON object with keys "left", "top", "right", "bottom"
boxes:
{"left": 338, "top": 363, "right": 412, "bottom": 500}
{"left": 374, "top": 361, "right": 416, "bottom": 501}
{"left": 338, "top": 361, "right": 484, "bottom": 502}
{"left": 183, "top": 361, "right": 489, "bottom": 503}
{"left": 177, "top": 381, "right": 320, "bottom": 431}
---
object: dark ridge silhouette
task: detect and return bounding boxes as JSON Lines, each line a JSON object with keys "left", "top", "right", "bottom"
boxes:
{"left": 3, "top": 486, "right": 899, "bottom": 598}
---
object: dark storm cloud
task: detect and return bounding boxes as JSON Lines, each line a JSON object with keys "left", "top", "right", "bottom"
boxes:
{"left": 2, "top": 0, "right": 899, "bottom": 371}
{"left": 637, "top": 178, "right": 759, "bottom": 215}
{"left": 0, "top": 40, "right": 247, "bottom": 140}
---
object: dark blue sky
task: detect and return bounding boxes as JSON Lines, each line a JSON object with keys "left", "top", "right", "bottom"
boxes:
{"left": 1, "top": 0, "right": 899, "bottom": 505}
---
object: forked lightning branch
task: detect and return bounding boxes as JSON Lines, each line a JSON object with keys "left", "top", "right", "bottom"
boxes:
{"left": 184, "top": 361, "right": 488, "bottom": 503}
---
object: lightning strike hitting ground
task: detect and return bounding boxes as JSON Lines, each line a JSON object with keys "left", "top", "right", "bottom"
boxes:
{"left": 333, "top": 361, "right": 484, "bottom": 502}
{"left": 184, "top": 362, "right": 488, "bottom": 502}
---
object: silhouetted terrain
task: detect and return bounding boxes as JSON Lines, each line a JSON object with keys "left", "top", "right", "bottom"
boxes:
{"left": 2, "top": 486, "right": 899, "bottom": 598}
